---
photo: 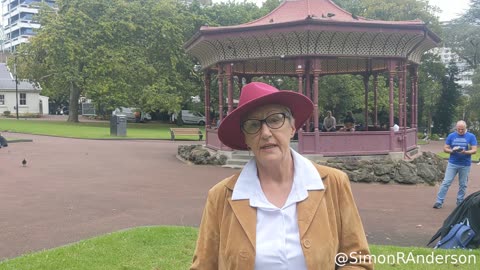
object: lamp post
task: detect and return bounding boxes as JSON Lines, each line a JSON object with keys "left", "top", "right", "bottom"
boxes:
{"left": 14, "top": 55, "right": 18, "bottom": 120}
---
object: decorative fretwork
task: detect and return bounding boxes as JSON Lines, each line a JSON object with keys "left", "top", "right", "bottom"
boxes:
{"left": 188, "top": 30, "right": 437, "bottom": 71}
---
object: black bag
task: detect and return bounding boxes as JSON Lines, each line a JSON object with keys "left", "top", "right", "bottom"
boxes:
{"left": 428, "top": 191, "right": 480, "bottom": 249}
{"left": 434, "top": 219, "right": 476, "bottom": 249}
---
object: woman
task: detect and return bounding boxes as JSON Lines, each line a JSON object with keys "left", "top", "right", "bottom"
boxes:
{"left": 190, "top": 82, "right": 372, "bottom": 270}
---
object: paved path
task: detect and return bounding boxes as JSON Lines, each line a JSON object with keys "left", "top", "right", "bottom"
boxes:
{"left": 0, "top": 135, "right": 478, "bottom": 260}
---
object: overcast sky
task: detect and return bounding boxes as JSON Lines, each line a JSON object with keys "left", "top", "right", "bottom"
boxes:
{"left": 212, "top": 0, "right": 472, "bottom": 22}
{"left": 429, "top": 0, "right": 470, "bottom": 21}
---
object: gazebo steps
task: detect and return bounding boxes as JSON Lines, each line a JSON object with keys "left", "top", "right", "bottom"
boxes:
{"left": 222, "top": 150, "right": 254, "bottom": 169}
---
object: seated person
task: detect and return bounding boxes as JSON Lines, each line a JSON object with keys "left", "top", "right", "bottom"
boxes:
{"left": 211, "top": 117, "right": 218, "bottom": 128}
{"left": 341, "top": 111, "right": 355, "bottom": 131}
{"left": 322, "top": 110, "right": 336, "bottom": 132}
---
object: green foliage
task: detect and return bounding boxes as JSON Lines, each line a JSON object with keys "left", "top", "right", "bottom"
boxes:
{"left": 430, "top": 133, "right": 441, "bottom": 141}
{"left": 442, "top": 0, "right": 480, "bottom": 70}
{"left": 18, "top": 0, "right": 205, "bottom": 122}
{"left": 318, "top": 75, "right": 365, "bottom": 118}
{"left": 334, "top": 0, "right": 442, "bottom": 33}
{"left": 432, "top": 62, "right": 461, "bottom": 134}
{"left": 464, "top": 68, "right": 480, "bottom": 133}
{"left": 0, "top": 119, "right": 205, "bottom": 140}
{"left": 443, "top": 23, "right": 480, "bottom": 70}
{"left": 417, "top": 53, "right": 445, "bottom": 133}
{"left": 0, "top": 226, "right": 479, "bottom": 270}
{"left": 2, "top": 111, "right": 10, "bottom": 117}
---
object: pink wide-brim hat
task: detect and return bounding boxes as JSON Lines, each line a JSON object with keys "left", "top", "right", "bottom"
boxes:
{"left": 218, "top": 82, "right": 313, "bottom": 150}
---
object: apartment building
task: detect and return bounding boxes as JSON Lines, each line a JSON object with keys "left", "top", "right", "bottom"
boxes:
{"left": 1, "top": 0, "right": 55, "bottom": 52}
{"left": 433, "top": 46, "right": 474, "bottom": 87}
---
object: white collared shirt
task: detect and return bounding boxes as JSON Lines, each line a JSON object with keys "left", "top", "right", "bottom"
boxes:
{"left": 232, "top": 149, "right": 325, "bottom": 270}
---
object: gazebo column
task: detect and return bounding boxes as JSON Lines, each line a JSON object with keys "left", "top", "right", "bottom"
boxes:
{"left": 388, "top": 60, "right": 396, "bottom": 128}
{"left": 411, "top": 66, "right": 419, "bottom": 128}
{"left": 296, "top": 59, "right": 305, "bottom": 129}
{"left": 398, "top": 65, "right": 404, "bottom": 129}
{"left": 400, "top": 62, "right": 408, "bottom": 155}
{"left": 313, "top": 59, "right": 321, "bottom": 152}
{"left": 296, "top": 59, "right": 305, "bottom": 153}
{"left": 217, "top": 64, "right": 224, "bottom": 121}
{"left": 363, "top": 74, "right": 370, "bottom": 131}
{"left": 388, "top": 60, "right": 397, "bottom": 152}
{"left": 204, "top": 72, "right": 211, "bottom": 128}
{"left": 401, "top": 62, "right": 407, "bottom": 129}
{"left": 305, "top": 61, "right": 312, "bottom": 132}
{"left": 373, "top": 74, "right": 378, "bottom": 127}
{"left": 226, "top": 64, "right": 234, "bottom": 114}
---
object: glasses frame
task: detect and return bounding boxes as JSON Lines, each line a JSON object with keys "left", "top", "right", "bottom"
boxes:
{"left": 241, "top": 112, "right": 290, "bottom": 134}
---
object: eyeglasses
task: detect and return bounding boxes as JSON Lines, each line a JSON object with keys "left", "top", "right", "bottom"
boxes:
{"left": 241, "top": 112, "right": 289, "bottom": 134}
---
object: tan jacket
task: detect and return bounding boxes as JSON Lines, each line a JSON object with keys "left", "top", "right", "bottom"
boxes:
{"left": 191, "top": 163, "right": 374, "bottom": 270}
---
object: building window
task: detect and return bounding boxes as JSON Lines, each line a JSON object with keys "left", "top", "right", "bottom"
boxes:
{"left": 0, "top": 95, "right": 4, "bottom": 105}
{"left": 20, "top": 93, "right": 26, "bottom": 105}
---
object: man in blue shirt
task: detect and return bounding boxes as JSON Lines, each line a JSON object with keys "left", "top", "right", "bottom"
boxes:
{"left": 433, "top": 120, "right": 478, "bottom": 209}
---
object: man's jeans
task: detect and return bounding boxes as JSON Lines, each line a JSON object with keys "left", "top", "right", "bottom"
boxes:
{"left": 436, "top": 162, "right": 471, "bottom": 205}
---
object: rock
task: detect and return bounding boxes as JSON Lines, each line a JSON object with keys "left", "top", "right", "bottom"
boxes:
{"left": 373, "top": 163, "right": 395, "bottom": 176}
{"left": 354, "top": 168, "right": 375, "bottom": 183}
{"left": 394, "top": 160, "right": 423, "bottom": 184}
{"left": 375, "top": 175, "right": 392, "bottom": 183}
{"left": 416, "top": 163, "right": 440, "bottom": 185}
{"left": 177, "top": 145, "right": 228, "bottom": 165}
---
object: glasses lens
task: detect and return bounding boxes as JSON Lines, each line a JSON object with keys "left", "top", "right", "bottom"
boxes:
{"left": 266, "top": 113, "right": 286, "bottom": 129}
{"left": 242, "top": 119, "right": 262, "bottom": 134}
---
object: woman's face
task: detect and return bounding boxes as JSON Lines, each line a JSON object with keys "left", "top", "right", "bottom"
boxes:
{"left": 242, "top": 104, "right": 296, "bottom": 164}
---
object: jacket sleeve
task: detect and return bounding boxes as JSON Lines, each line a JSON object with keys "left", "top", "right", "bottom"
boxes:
{"left": 336, "top": 174, "right": 374, "bottom": 270}
{"left": 190, "top": 190, "right": 220, "bottom": 270}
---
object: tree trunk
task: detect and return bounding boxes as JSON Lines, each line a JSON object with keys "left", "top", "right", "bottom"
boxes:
{"left": 67, "top": 81, "right": 81, "bottom": 122}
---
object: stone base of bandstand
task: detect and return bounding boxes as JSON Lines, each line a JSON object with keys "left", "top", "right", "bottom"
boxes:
{"left": 177, "top": 143, "right": 446, "bottom": 186}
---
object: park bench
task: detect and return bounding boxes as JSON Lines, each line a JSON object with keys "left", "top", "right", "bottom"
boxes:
{"left": 170, "top": 128, "right": 203, "bottom": 141}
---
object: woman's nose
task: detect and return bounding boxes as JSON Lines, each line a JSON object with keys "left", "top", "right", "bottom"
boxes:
{"left": 259, "top": 122, "right": 272, "bottom": 137}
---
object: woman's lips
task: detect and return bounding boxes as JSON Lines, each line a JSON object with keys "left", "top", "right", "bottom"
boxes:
{"left": 260, "top": 144, "right": 277, "bottom": 149}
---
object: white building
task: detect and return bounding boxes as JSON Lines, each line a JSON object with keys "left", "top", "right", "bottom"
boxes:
{"left": 0, "top": 62, "right": 48, "bottom": 115}
{"left": 1, "top": 0, "right": 55, "bottom": 52}
{"left": 431, "top": 47, "right": 474, "bottom": 87}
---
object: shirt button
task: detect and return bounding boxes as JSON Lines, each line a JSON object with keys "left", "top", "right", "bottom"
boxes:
{"left": 303, "top": 239, "right": 312, "bottom": 248}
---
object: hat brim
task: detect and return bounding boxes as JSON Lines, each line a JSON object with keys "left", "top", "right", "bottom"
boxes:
{"left": 218, "top": 91, "right": 313, "bottom": 150}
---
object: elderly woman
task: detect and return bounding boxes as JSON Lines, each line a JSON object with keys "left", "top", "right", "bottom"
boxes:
{"left": 190, "top": 82, "right": 372, "bottom": 270}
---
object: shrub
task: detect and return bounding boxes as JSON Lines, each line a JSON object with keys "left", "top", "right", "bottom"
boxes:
{"left": 3, "top": 110, "right": 11, "bottom": 116}
{"left": 430, "top": 133, "right": 441, "bottom": 141}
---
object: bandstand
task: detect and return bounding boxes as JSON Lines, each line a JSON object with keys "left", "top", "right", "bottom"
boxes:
{"left": 184, "top": 0, "right": 441, "bottom": 157}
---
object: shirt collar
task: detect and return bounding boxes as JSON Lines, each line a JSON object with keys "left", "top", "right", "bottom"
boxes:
{"left": 231, "top": 148, "right": 324, "bottom": 202}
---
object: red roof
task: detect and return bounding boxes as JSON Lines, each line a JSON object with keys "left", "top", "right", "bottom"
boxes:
{"left": 201, "top": 0, "right": 425, "bottom": 31}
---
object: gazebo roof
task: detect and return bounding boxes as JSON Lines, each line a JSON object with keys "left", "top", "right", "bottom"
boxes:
{"left": 185, "top": 0, "right": 441, "bottom": 74}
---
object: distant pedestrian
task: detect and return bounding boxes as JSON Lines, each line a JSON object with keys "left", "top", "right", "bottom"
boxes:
{"left": 433, "top": 120, "right": 477, "bottom": 209}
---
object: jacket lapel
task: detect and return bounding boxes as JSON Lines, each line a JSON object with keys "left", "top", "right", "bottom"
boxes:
{"left": 297, "top": 173, "right": 328, "bottom": 238}
{"left": 228, "top": 198, "right": 257, "bottom": 248}
{"left": 225, "top": 175, "right": 257, "bottom": 249}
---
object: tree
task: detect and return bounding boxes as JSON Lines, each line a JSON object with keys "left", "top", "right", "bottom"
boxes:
{"left": 443, "top": 0, "right": 480, "bottom": 70}
{"left": 18, "top": 0, "right": 204, "bottom": 122}
{"left": 417, "top": 53, "right": 445, "bottom": 134}
{"left": 432, "top": 61, "right": 461, "bottom": 134}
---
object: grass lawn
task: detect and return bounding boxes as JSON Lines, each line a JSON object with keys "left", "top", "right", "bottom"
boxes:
{"left": 0, "top": 119, "right": 205, "bottom": 140}
{"left": 0, "top": 226, "right": 478, "bottom": 270}
{"left": 437, "top": 151, "right": 480, "bottom": 161}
